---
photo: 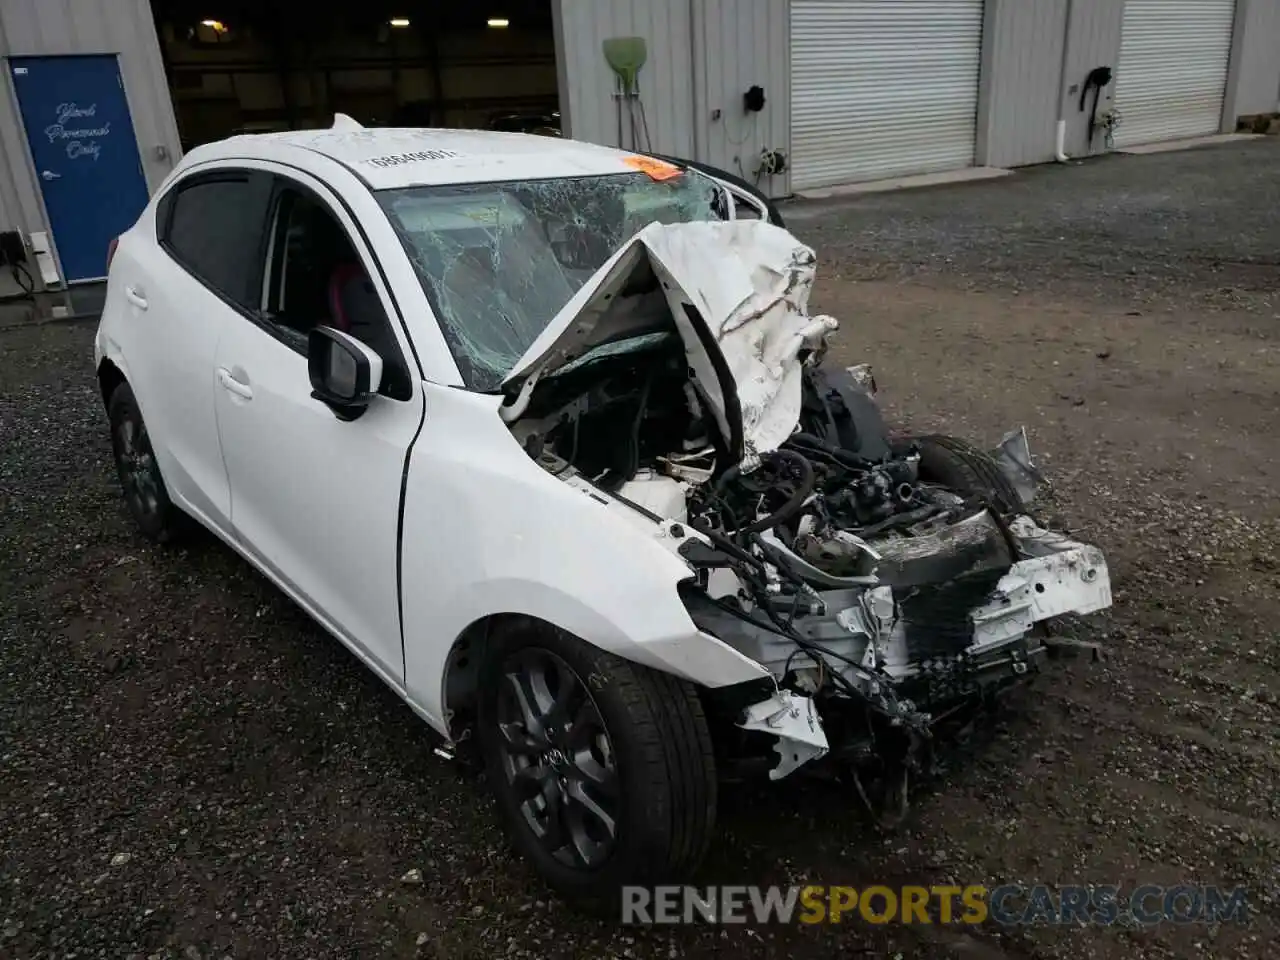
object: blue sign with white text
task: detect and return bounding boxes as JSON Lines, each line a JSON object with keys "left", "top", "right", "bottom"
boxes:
{"left": 10, "top": 55, "right": 150, "bottom": 282}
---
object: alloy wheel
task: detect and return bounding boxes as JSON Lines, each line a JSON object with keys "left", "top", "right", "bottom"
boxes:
{"left": 115, "top": 413, "right": 160, "bottom": 521}
{"left": 494, "top": 647, "right": 619, "bottom": 869}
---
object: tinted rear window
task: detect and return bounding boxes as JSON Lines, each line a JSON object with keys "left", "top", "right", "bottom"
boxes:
{"left": 164, "top": 177, "right": 266, "bottom": 308}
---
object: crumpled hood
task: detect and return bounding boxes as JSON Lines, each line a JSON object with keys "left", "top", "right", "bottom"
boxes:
{"left": 501, "top": 219, "right": 838, "bottom": 456}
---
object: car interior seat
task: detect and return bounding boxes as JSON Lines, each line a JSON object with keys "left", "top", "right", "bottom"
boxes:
{"left": 328, "top": 261, "right": 396, "bottom": 362}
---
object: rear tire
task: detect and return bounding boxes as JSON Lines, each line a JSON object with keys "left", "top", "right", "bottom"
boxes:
{"left": 899, "top": 434, "right": 1022, "bottom": 514}
{"left": 478, "top": 622, "right": 717, "bottom": 909}
{"left": 107, "top": 382, "right": 188, "bottom": 543}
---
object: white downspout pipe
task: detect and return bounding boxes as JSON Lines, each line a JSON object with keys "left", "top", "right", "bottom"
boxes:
{"left": 1054, "top": 0, "right": 1075, "bottom": 162}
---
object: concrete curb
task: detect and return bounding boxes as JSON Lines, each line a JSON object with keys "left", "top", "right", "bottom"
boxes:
{"left": 1117, "top": 133, "right": 1263, "bottom": 155}
{"left": 0, "top": 312, "right": 99, "bottom": 333}
{"left": 794, "top": 166, "right": 1013, "bottom": 200}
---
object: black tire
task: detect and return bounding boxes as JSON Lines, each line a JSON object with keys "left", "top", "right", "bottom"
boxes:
{"left": 107, "top": 382, "right": 188, "bottom": 542}
{"left": 898, "top": 434, "right": 1022, "bottom": 515}
{"left": 478, "top": 621, "right": 717, "bottom": 909}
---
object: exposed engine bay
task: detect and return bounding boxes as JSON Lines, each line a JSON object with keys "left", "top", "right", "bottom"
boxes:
{"left": 501, "top": 219, "right": 1112, "bottom": 824}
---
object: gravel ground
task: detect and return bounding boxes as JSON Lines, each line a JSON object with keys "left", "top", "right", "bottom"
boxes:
{"left": 3, "top": 140, "right": 1279, "bottom": 959}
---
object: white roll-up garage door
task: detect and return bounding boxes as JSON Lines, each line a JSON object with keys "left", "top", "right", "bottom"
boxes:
{"left": 1113, "top": 0, "right": 1236, "bottom": 148}
{"left": 790, "top": 0, "right": 985, "bottom": 190}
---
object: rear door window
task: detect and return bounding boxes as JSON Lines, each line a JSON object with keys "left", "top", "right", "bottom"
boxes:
{"left": 159, "top": 172, "right": 271, "bottom": 310}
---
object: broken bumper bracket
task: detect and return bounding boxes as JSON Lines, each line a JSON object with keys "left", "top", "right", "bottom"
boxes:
{"left": 737, "top": 690, "right": 830, "bottom": 780}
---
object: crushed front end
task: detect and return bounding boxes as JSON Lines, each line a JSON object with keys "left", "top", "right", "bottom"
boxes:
{"left": 676, "top": 406, "right": 1112, "bottom": 819}
{"left": 501, "top": 219, "right": 1113, "bottom": 823}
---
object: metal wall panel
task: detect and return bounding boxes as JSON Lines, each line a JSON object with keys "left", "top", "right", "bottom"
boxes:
{"left": 979, "top": 0, "right": 1068, "bottom": 167}
{"left": 1060, "top": 0, "right": 1125, "bottom": 156}
{"left": 0, "top": 0, "right": 181, "bottom": 242}
{"left": 1113, "top": 0, "right": 1237, "bottom": 147}
{"left": 790, "top": 0, "right": 985, "bottom": 189}
{"left": 692, "top": 0, "right": 790, "bottom": 197}
{"left": 1231, "top": 0, "right": 1280, "bottom": 116}
{"left": 554, "top": 0, "right": 696, "bottom": 157}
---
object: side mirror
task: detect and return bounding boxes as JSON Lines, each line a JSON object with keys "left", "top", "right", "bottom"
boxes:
{"left": 308, "top": 326, "right": 383, "bottom": 421}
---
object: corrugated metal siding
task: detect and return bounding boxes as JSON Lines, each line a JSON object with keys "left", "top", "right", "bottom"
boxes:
{"left": 1232, "top": 0, "right": 1280, "bottom": 116}
{"left": 1114, "top": 0, "right": 1236, "bottom": 146}
{"left": 555, "top": 0, "right": 696, "bottom": 157}
{"left": 0, "top": 0, "right": 180, "bottom": 241}
{"left": 0, "top": 51, "right": 25, "bottom": 238}
{"left": 790, "top": 0, "right": 985, "bottom": 189}
{"left": 1061, "top": 0, "right": 1125, "bottom": 156}
{"left": 691, "top": 0, "right": 790, "bottom": 197}
{"left": 0, "top": 16, "right": 41, "bottom": 236}
{"left": 980, "top": 0, "right": 1068, "bottom": 167}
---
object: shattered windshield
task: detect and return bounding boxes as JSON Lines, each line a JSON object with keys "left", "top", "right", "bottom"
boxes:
{"left": 376, "top": 170, "right": 725, "bottom": 390}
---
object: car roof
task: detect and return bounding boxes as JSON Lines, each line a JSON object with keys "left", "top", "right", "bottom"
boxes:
{"left": 185, "top": 120, "right": 661, "bottom": 191}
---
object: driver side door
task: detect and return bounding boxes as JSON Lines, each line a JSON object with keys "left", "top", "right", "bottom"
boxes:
{"left": 212, "top": 164, "right": 423, "bottom": 684}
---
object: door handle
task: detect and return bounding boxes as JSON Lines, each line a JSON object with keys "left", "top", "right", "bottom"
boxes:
{"left": 40, "top": 169, "right": 61, "bottom": 181}
{"left": 124, "top": 286, "right": 148, "bottom": 309}
{"left": 217, "top": 368, "right": 254, "bottom": 400}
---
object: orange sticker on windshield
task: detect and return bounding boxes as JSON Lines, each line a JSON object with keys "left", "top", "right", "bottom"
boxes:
{"left": 623, "top": 155, "right": 683, "bottom": 181}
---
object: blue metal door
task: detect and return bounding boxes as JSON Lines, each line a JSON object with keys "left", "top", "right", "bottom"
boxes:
{"left": 9, "top": 55, "right": 151, "bottom": 282}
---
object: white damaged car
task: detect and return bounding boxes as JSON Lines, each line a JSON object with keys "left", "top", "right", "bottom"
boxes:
{"left": 95, "top": 118, "right": 1111, "bottom": 903}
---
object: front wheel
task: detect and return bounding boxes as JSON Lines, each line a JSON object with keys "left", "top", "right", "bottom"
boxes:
{"left": 478, "top": 623, "right": 717, "bottom": 907}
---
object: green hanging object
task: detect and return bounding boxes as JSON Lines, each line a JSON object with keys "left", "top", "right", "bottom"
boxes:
{"left": 602, "top": 36, "right": 647, "bottom": 95}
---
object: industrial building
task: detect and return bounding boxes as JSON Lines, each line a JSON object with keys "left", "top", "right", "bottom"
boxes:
{"left": 1, "top": 0, "right": 1279, "bottom": 296}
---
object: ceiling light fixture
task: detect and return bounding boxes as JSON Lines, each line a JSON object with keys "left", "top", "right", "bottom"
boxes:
{"left": 389, "top": 17, "right": 411, "bottom": 28}
{"left": 200, "top": 19, "right": 227, "bottom": 33}
{"left": 487, "top": 17, "right": 510, "bottom": 28}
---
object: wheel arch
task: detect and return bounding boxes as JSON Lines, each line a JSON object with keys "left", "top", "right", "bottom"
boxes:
{"left": 436, "top": 598, "right": 773, "bottom": 741}
{"left": 97, "top": 356, "right": 127, "bottom": 410}
{"left": 440, "top": 612, "right": 524, "bottom": 739}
